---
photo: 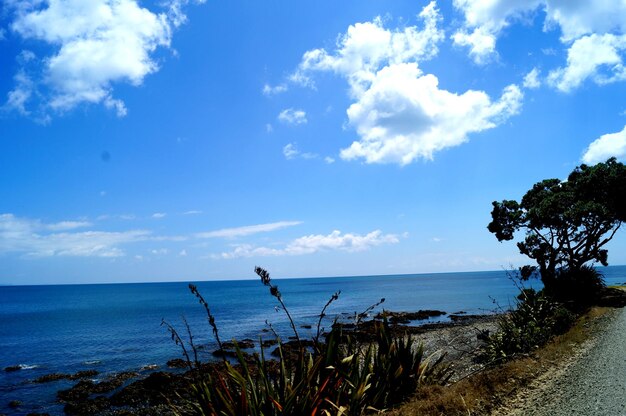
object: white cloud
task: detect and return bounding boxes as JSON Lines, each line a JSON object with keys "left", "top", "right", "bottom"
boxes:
{"left": 183, "top": 210, "right": 202, "bottom": 215}
{"left": 216, "top": 229, "right": 400, "bottom": 259}
{"left": 548, "top": 34, "right": 626, "bottom": 92}
{"left": 340, "top": 63, "right": 523, "bottom": 164}
{"left": 451, "top": 26, "right": 497, "bottom": 64}
{"left": 45, "top": 220, "right": 92, "bottom": 231}
{"left": 265, "top": 123, "right": 273, "bottom": 133}
{"left": 283, "top": 143, "right": 299, "bottom": 160}
{"left": 152, "top": 212, "right": 167, "bottom": 219}
{"left": 4, "top": 70, "right": 34, "bottom": 115}
{"left": 543, "top": 1, "right": 626, "bottom": 42}
{"left": 453, "top": 1, "right": 626, "bottom": 90}
{"left": 451, "top": 0, "right": 542, "bottom": 64}
{"left": 324, "top": 156, "right": 335, "bottom": 164}
{"left": 262, "top": 83, "right": 288, "bottom": 96}
{"left": 523, "top": 67, "right": 541, "bottom": 89}
{"left": 582, "top": 125, "right": 626, "bottom": 165}
{"left": 282, "top": 143, "right": 318, "bottom": 160}
{"left": 197, "top": 221, "right": 302, "bottom": 239}
{"left": 179, "top": 249, "right": 188, "bottom": 256}
{"left": 151, "top": 248, "right": 169, "bottom": 255}
{"left": 278, "top": 108, "right": 307, "bottom": 125}
{"left": 293, "top": 2, "right": 520, "bottom": 165}
{"left": 4, "top": 0, "right": 201, "bottom": 117}
{"left": 0, "top": 213, "right": 149, "bottom": 257}
{"left": 295, "top": 1, "right": 443, "bottom": 97}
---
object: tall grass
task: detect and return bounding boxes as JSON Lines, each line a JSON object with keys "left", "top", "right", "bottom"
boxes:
{"left": 163, "top": 267, "right": 451, "bottom": 415}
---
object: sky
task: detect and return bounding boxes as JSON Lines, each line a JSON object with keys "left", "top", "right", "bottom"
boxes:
{"left": 2, "top": 0, "right": 626, "bottom": 285}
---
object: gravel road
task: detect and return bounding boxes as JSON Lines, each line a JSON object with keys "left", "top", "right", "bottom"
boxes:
{"left": 504, "top": 307, "right": 626, "bottom": 416}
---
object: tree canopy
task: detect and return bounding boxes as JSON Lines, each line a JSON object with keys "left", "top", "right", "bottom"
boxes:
{"left": 488, "top": 158, "right": 626, "bottom": 286}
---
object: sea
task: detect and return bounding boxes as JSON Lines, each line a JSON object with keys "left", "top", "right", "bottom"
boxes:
{"left": 1, "top": 266, "right": 625, "bottom": 415}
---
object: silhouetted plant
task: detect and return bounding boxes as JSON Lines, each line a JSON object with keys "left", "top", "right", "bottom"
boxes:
{"left": 164, "top": 267, "right": 451, "bottom": 415}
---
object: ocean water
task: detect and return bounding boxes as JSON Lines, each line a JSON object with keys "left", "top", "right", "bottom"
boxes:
{"left": 1, "top": 266, "right": 625, "bottom": 415}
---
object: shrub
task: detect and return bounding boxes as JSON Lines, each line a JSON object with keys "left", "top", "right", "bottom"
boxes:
{"left": 543, "top": 265, "right": 606, "bottom": 307}
{"left": 483, "top": 288, "right": 575, "bottom": 362}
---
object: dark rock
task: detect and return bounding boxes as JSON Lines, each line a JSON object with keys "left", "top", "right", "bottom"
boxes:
{"left": 34, "top": 373, "right": 70, "bottom": 383}
{"left": 222, "top": 339, "right": 254, "bottom": 349}
{"left": 300, "top": 324, "right": 312, "bottom": 329}
{"left": 261, "top": 339, "right": 278, "bottom": 348}
{"left": 35, "top": 369, "right": 98, "bottom": 383}
{"left": 166, "top": 358, "right": 188, "bottom": 369}
{"left": 63, "top": 396, "right": 110, "bottom": 416}
{"left": 4, "top": 366, "right": 22, "bottom": 372}
{"left": 68, "top": 370, "right": 99, "bottom": 380}
{"left": 58, "top": 380, "right": 95, "bottom": 402}
{"left": 26, "top": 413, "right": 51, "bottom": 416}
{"left": 8, "top": 400, "right": 21, "bottom": 408}
{"left": 375, "top": 310, "right": 447, "bottom": 324}
{"left": 109, "top": 371, "right": 190, "bottom": 408}
{"left": 57, "top": 371, "right": 139, "bottom": 404}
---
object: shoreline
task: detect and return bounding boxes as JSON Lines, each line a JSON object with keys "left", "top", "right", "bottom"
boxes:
{"left": 2, "top": 312, "right": 499, "bottom": 416}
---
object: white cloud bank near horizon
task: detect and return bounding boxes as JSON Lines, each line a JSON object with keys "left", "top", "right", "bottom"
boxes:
{"left": 292, "top": 1, "right": 523, "bottom": 165}
{"left": 215, "top": 229, "right": 400, "bottom": 259}
{"left": 0, "top": 213, "right": 150, "bottom": 258}
{"left": 3, "top": 0, "right": 203, "bottom": 118}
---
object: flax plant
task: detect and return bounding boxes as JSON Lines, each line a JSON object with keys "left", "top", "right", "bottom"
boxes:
{"left": 164, "top": 268, "right": 452, "bottom": 416}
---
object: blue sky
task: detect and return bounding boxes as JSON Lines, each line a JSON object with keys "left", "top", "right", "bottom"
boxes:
{"left": 2, "top": 0, "right": 626, "bottom": 285}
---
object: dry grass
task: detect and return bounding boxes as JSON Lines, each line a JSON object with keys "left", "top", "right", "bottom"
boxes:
{"left": 386, "top": 306, "right": 612, "bottom": 416}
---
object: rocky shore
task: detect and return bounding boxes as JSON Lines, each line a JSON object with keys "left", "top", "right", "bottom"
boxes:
{"left": 3, "top": 311, "right": 498, "bottom": 416}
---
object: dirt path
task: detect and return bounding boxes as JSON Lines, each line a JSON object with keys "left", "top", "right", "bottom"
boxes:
{"left": 497, "top": 307, "right": 626, "bottom": 416}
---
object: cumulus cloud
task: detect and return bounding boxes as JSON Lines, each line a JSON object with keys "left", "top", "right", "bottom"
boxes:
{"left": 216, "top": 229, "right": 399, "bottom": 259}
{"left": 4, "top": 0, "right": 201, "bottom": 117}
{"left": 341, "top": 63, "right": 522, "bottom": 164}
{"left": 293, "top": 1, "right": 521, "bottom": 165}
{"left": 295, "top": 1, "right": 443, "bottom": 97}
{"left": 582, "top": 125, "right": 626, "bottom": 165}
{"left": 152, "top": 212, "right": 167, "bottom": 219}
{"left": 0, "top": 213, "right": 149, "bottom": 257}
{"left": 278, "top": 108, "right": 307, "bottom": 125}
{"left": 197, "top": 221, "right": 302, "bottom": 239}
{"left": 548, "top": 34, "right": 626, "bottom": 92}
{"left": 453, "top": 1, "right": 626, "bottom": 91}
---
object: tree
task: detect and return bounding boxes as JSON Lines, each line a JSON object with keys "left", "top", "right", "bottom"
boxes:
{"left": 488, "top": 158, "right": 626, "bottom": 290}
